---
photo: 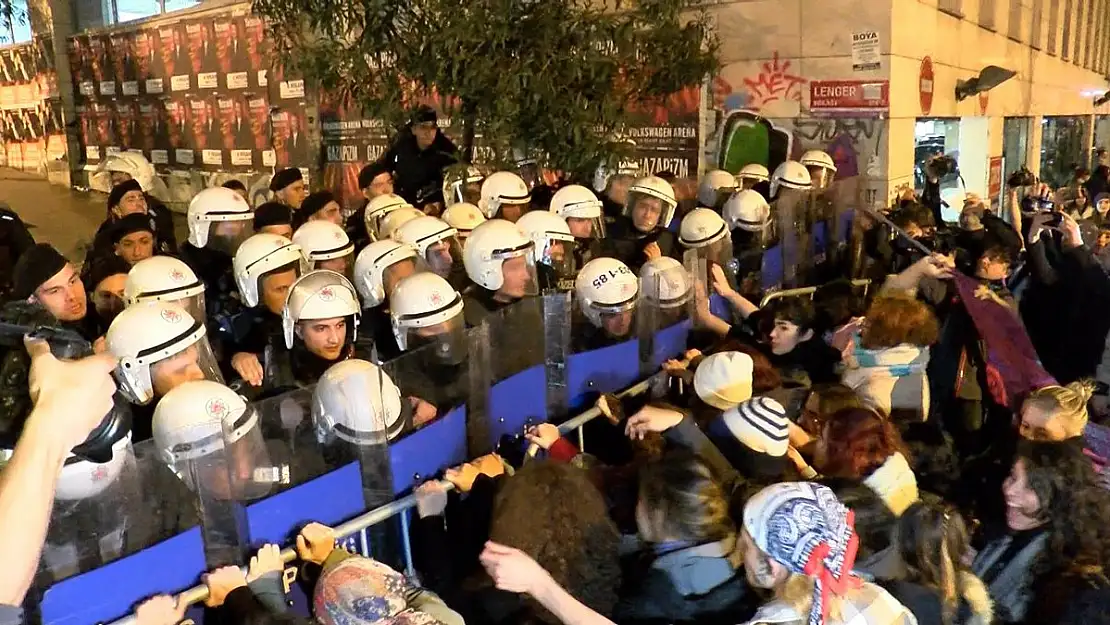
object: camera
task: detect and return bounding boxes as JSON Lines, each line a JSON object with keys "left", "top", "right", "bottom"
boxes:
{"left": 1007, "top": 167, "right": 1036, "bottom": 188}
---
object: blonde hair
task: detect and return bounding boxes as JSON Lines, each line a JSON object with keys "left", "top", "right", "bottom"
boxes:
{"left": 1025, "top": 380, "right": 1095, "bottom": 438}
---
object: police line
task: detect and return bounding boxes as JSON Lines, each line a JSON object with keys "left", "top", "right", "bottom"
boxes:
{"left": 103, "top": 375, "right": 658, "bottom": 625}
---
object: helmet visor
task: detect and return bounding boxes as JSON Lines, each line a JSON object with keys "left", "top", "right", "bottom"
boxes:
{"left": 207, "top": 220, "right": 255, "bottom": 256}
{"left": 566, "top": 215, "right": 606, "bottom": 241}
{"left": 148, "top": 335, "right": 224, "bottom": 401}
{"left": 807, "top": 166, "right": 835, "bottom": 190}
{"left": 170, "top": 404, "right": 273, "bottom": 502}
{"left": 495, "top": 249, "right": 539, "bottom": 298}
{"left": 624, "top": 190, "right": 674, "bottom": 232}
{"left": 396, "top": 311, "right": 468, "bottom": 365}
{"left": 313, "top": 251, "right": 355, "bottom": 282}
{"left": 424, "top": 236, "right": 464, "bottom": 280}
{"left": 540, "top": 237, "right": 576, "bottom": 280}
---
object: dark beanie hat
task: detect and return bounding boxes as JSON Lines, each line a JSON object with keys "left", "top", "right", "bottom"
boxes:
{"left": 12, "top": 243, "right": 68, "bottom": 300}
{"left": 109, "top": 213, "right": 155, "bottom": 245}
{"left": 254, "top": 201, "right": 294, "bottom": 230}
{"left": 297, "top": 190, "right": 335, "bottom": 223}
{"left": 411, "top": 104, "right": 437, "bottom": 125}
{"left": 83, "top": 254, "right": 132, "bottom": 293}
{"left": 357, "top": 162, "right": 391, "bottom": 190}
{"left": 269, "top": 167, "right": 303, "bottom": 192}
{"left": 107, "top": 179, "right": 144, "bottom": 211}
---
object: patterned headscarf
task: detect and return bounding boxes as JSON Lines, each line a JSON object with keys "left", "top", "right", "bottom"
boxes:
{"left": 743, "top": 482, "right": 862, "bottom": 625}
{"left": 314, "top": 556, "right": 446, "bottom": 625}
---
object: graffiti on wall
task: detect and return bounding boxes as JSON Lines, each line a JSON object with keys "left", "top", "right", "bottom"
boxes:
{"left": 705, "top": 53, "right": 887, "bottom": 209}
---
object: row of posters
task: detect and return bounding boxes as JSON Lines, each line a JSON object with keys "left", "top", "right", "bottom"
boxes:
{"left": 0, "top": 37, "right": 65, "bottom": 173}
{"left": 64, "top": 8, "right": 700, "bottom": 189}
{"left": 67, "top": 11, "right": 311, "bottom": 173}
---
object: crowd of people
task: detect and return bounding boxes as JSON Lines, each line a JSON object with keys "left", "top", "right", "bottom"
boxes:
{"left": 1, "top": 104, "right": 1110, "bottom": 625}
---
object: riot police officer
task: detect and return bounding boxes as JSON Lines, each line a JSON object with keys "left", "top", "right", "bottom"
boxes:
{"left": 442, "top": 164, "right": 484, "bottom": 206}
{"left": 737, "top": 163, "right": 772, "bottom": 200}
{"left": 395, "top": 215, "right": 467, "bottom": 290}
{"left": 516, "top": 210, "right": 576, "bottom": 293}
{"left": 477, "top": 172, "right": 531, "bottom": 223}
{"left": 107, "top": 301, "right": 223, "bottom": 441}
{"left": 723, "top": 190, "right": 773, "bottom": 297}
{"left": 549, "top": 184, "right": 608, "bottom": 266}
{"left": 292, "top": 220, "right": 356, "bottom": 279}
{"left": 607, "top": 175, "right": 680, "bottom": 273}
{"left": 314, "top": 359, "right": 409, "bottom": 444}
{"left": 352, "top": 239, "right": 426, "bottom": 361}
{"left": 377, "top": 206, "right": 426, "bottom": 241}
{"left": 179, "top": 186, "right": 255, "bottom": 336}
{"left": 389, "top": 271, "right": 470, "bottom": 412}
{"left": 770, "top": 161, "right": 814, "bottom": 287}
{"left": 363, "top": 193, "right": 414, "bottom": 243}
{"left": 639, "top": 256, "right": 693, "bottom": 329}
{"left": 574, "top": 257, "right": 639, "bottom": 350}
{"left": 441, "top": 202, "right": 486, "bottom": 246}
{"left": 124, "top": 255, "right": 208, "bottom": 323}
{"left": 0, "top": 203, "right": 33, "bottom": 299}
{"left": 275, "top": 270, "right": 362, "bottom": 389}
{"left": 461, "top": 219, "right": 539, "bottom": 326}
{"left": 227, "top": 233, "right": 309, "bottom": 388}
{"left": 697, "top": 170, "right": 739, "bottom": 211}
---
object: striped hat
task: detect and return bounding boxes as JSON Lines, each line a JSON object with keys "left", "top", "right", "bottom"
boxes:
{"left": 710, "top": 396, "right": 789, "bottom": 457}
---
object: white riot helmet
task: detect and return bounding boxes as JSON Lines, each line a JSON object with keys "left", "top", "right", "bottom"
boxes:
{"left": 395, "top": 216, "right": 463, "bottom": 280}
{"left": 54, "top": 435, "right": 133, "bottom": 501}
{"left": 516, "top": 210, "right": 576, "bottom": 281}
{"left": 313, "top": 359, "right": 406, "bottom": 443}
{"left": 723, "top": 189, "right": 772, "bottom": 232}
{"left": 124, "top": 256, "right": 206, "bottom": 321}
{"left": 187, "top": 186, "right": 254, "bottom": 251}
{"left": 282, "top": 270, "right": 361, "bottom": 349}
{"left": 108, "top": 301, "right": 223, "bottom": 405}
{"left": 462, "top": 219, "right": 539, "bottom": 296}
{"left": 442, "top": 202, "right": 486, "bottom": 240}
{"left": 378, "top": 207, "right": 426, "bottom": 241}
{"left": 737, "top": 163, "right": 770, "bottom": 188}
{"left": 623, "top": 175, "right": 678, "bottom": 232}
{"left": 292, "top": 220, "right": 356, "bottom": 276}
{"left": 233, "top": 233, "right": 308, "bottom": 308}
{"left": 679, "top": 208, "right": 730, "bottom": 249}
{"left": 152, "top": 380, "right": 269, "bottom": 496}
{"left": 698, "top": 170, "right": 738, "bottom": 209}
{"left": 770, "top": 161, "right": 813, "bottom": 197}
{"left": 477, "top": 171, "right": 531, "bottom": 220}
{"left": 549, "top": 184, "right": 606, "bottom": 240}
{"left": 575, "top": 257, "right": 639, "bottom": 330}
{"left": 679, "top": 208, "right": 734, "bottom": 270}
{"left": 353, "top": 239, "right": 423, "bottom": 308}
{"left": 363, "top": 194, "right": 413, "bottom": 241}
{"left": 97, "top": 152, "right": 169, "bottom": 200}
{"left": 389, "top": 272, "right": 465, "bottom": 354}
{"left": 799, "top": 150, "right": 837, "bottom": 190}
{"left": 442, "top": 166, "right": 485, "bottom": 206}
{"left": 640, "top": 256, "right": 692, "bottom": 310}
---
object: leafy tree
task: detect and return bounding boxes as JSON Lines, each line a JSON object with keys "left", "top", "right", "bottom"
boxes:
{"left": 253, "top": 0, "right": 719, "bottom": 179}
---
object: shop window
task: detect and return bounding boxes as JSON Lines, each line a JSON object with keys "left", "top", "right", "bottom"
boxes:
{"left": 1008, "top": 0, "right": 1024, "bottom": 41}
{"left": 914, "top": 119, "right": 963, "bottom": 220}
{"left": 939, "top": 0, "right": 965, "bottom": 17}
{"left": 981, "top": 0, "right": 997, "bottom": 29}
{"left": 1040, "top": 116, "right": 1091, "bottom": 188}
{"left": 73, "top": 0, "right": 202, "bottom": 30}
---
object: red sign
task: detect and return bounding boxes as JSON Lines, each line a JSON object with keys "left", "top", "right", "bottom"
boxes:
{"left": 988, "top": 156, "right": 1003, "bottom": 198}
{"left": 979, "top": 90, "right": 989, "bottom": 114}
{"left": 809, "top": 80, "right": 889, "bottom": 110}
{"left": 920, "top": 57, "right": 934, "bottom": 115}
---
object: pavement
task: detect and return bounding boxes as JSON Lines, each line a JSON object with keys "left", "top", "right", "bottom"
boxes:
{"left": 0, "top": 167, "right": 185, "bottom": 264}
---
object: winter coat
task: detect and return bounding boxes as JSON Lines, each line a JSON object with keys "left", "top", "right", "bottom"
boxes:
{"left": 879, "top": 572, "right": 993, "bottom": 625}
{"left": 375, "top": 128, "right": 457, "bottom": 206}
{"left": 842, "top": 343, "right": 931, "bottom": 419}
{"left": 970, "top": 528, "right": 1048, "bottom": 624}
{"left": 741, "top": 581, "right": 917, "bottom": 625}
{"left": 614, "top": 538, "right": 755, "bottom": 625}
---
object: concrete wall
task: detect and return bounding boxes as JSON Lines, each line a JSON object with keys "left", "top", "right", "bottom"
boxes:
{"left": 702, "top": 0, "right": 893, "bottom": 209}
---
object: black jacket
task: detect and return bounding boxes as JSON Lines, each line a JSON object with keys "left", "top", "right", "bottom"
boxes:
{"left": 605, "top": 216, "right": 679, "bottom": 274}
{"left": 376, "top": 128, "right": 457, "bottom": 206}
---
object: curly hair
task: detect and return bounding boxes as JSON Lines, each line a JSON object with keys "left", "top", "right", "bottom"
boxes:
{"left": 818, "top": 407, "right": 909, "bottom": 480}
{"left": 1018, "top": 440, "right": 1110, "bottom": 621}
{"left": 637, "top": 450, "right": 737, "bottom": 555}
{"left": 859, "top": 294, "right": 939, "bottom": 350}
{"left": 489, "top": 460, "right": 621, "bottom": 622}
{"left": 1018, "top": 441, "right": 1110, "bottom": 574}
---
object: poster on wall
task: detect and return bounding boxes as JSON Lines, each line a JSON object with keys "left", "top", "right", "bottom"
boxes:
{"left": 851, "top": 30, "right": 881, "bottom": 71}
{"left": 622, "top": 86, "right": 701, "bottom": 178}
